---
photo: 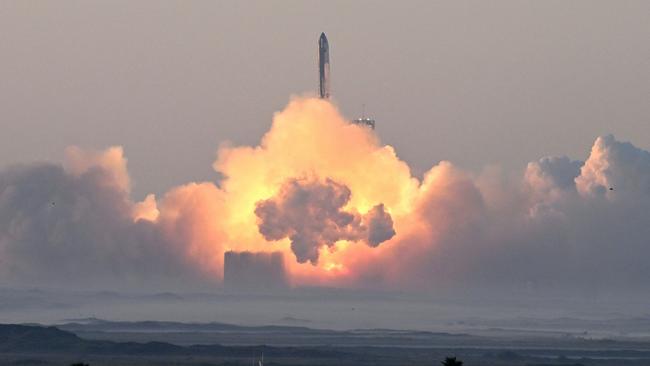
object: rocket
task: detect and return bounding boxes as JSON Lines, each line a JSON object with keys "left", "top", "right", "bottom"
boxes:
{"left": 318, "top": 33, "right": 330, "bottom": 99}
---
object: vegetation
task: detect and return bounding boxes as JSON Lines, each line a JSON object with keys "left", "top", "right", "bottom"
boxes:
{"left": 441, "top": 356, "right": 463, "bottom": 366}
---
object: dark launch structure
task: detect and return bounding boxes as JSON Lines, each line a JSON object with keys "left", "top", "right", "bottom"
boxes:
{"left": 223, "top": 251, "right": 289, "bottom": 292}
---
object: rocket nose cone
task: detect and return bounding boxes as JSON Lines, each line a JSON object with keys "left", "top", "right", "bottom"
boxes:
{"left": 320, "top": 32, "right": 327, "bottom": 41}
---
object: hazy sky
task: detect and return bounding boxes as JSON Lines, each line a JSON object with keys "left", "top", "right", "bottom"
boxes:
{"left": 1, "top": 0, "right": 648, "bottom": 199}
{"left": 2, "top": 1, "right": 650, "bottom": 294}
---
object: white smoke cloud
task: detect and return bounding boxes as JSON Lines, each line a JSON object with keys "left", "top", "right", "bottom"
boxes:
{"left": 0, "top": 115, "right": 649, "bottom": 295}
{"left": 576, "top": 135, "right": 650, "bottom": 197}
{"left": 524, "top": 156, "right": 582, "bottom": 217}
{"left": 375, "top": 135, "right": 650, "bottom": 292}
{"left": 0, "top": 147, "right": 207, "bottom": 290}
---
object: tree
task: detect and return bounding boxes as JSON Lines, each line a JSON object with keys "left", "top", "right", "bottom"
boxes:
{"left": 441, "top": 356, "right": 463, "bottom": 366}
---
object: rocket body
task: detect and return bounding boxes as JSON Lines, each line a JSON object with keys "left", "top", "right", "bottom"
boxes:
{"left": 318, "top": 33, "right": 330, "bottom": 99}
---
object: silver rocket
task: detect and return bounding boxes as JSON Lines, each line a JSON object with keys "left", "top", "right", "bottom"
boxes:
{"left": 318, "top": 33, "right": 330, "bottom": 99}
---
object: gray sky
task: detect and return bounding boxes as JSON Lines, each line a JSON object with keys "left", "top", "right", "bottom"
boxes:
{"left": 1, "top": 1, "right": 648, "bottom": 199}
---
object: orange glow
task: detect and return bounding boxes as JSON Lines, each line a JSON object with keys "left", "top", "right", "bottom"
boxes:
{"left": 134, "top": 97, "right": 452, "bottom": 287}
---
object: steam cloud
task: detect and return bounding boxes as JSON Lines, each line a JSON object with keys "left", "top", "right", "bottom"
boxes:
{"left": 0, "top": 147, "right": 204, "bottom": 289}
{"left": 1, "top": 97, "right": 649, "bottom": 293}
{"left": 254, "top": 178, "right": 395, "bottom": 264}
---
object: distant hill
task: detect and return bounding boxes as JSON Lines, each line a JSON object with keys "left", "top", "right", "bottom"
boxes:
{"left": 3, "top": 323, "right": 650, "bottom": 366}
{"left": 59, "top": 318, "right": 313, "bottom": 333}
{"left": 56, "top": 318, "right": 474, "bottom": 348}
{"left": 0, "top": 324, "right": 344, "bottom": 358}
{"left": 55, "top": 318, "right": 650, "bottom": 349}
{"left": 0, "top": 325, "right": 81, "bottom": 353}
{"left": 0, "top": 324, "right": 187, "bottom": 355}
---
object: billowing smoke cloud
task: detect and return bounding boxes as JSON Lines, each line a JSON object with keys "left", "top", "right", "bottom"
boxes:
{"left": 576, "top": 135, "right": 650, "bottom": 197}
{"left": 255, "top": 178, "right": 395, "bottom": 264}
{"left": 373, "top": 134, "right": 650, "bottom": 292}
{"left": 363, "top": 204, "right": 395, "bottom": 247}
{"left": 1, "top": 97, "right": 649, "bottom": 293}
{"left": 0, "top": 148, "right": 207, "bottom": 289}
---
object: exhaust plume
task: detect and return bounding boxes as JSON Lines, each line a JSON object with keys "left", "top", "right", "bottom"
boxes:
{"left": 1, "top": 97, "right": 650, "bottom": 293}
